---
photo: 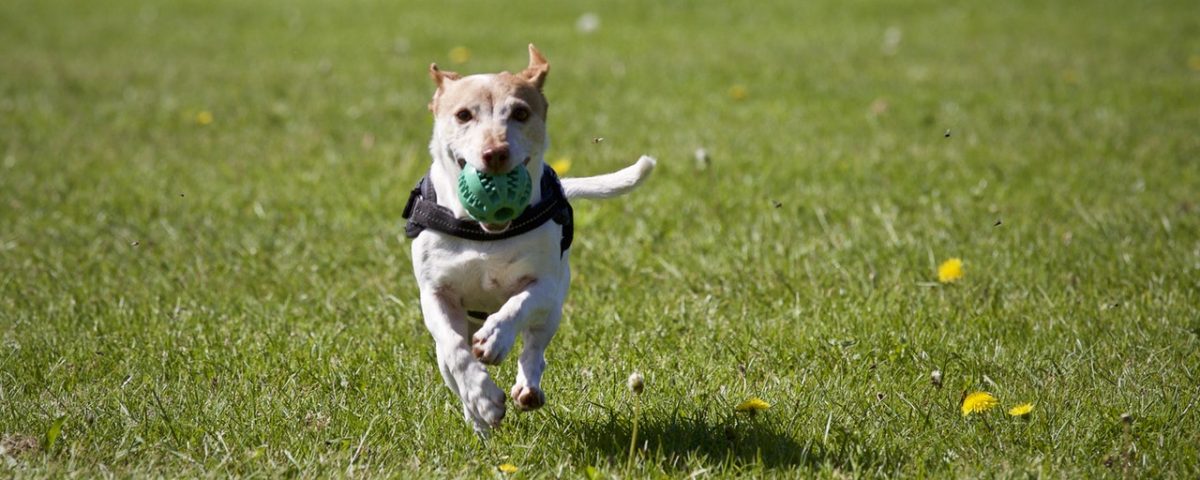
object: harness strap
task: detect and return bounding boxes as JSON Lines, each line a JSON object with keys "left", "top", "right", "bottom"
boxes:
{"left": 467, "top": 311, "right": 490, "bottom": 321}
{"left": 403, "top": 164, "right": 573, "bottom": 255}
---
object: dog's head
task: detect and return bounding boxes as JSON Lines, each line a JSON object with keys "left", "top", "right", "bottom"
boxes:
{"left": 429, "top": 46, "right": 549, "bottom": 170}
{"left": 427, "top": 44, "right": 550, "bottom": 232}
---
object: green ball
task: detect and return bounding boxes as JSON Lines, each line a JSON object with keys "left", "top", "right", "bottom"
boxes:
{"left": 456, "top": 164, "right": 532, "bottom": 224}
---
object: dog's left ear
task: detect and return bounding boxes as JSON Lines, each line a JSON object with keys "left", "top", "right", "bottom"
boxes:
{"left": 521, "top": 44, "right": 549, "bottom": 90}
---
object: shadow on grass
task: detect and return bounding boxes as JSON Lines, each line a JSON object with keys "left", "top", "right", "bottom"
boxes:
{"left": 574, "top": 409, "right": 901, "bottom": 472}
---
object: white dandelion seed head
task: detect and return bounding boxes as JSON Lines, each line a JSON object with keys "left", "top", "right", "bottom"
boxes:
{"left": 628, "top": 372, "right": 644, "bottom": 395}
{"left": 576, "top": 13, "right": 600, "bottom": 34}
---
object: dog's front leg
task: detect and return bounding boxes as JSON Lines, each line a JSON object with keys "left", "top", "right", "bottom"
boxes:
{"left": 470, "top": 279, "right": 559, "bottom": 366}
{"left": 420, "top": 289, "right": 507, "bottom": 435}
{"left": 470, "top": 280, "right": 563, "bottom": 411}
{"left": 509, "top": 310, "right": 560, "bottom": 411}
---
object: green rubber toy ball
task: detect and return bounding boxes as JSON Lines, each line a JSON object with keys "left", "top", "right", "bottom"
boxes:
{"left": 456, "top": 164, "right": 532, "bottom": 224}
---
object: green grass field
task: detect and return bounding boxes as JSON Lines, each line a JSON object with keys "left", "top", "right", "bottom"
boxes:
{"left": 2, "top": 0, "right": 1199, "bottom": 477}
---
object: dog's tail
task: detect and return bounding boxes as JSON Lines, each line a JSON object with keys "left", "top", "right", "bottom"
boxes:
{"left": 561, "top": 155, "right": 656, "bottom": 200}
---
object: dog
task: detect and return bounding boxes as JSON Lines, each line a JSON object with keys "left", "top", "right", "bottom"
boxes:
{"left": 404, "top": 44, "right": 655, "bottom": 435}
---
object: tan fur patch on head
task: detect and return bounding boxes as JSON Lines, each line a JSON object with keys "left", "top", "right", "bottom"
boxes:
{"left": 499, "top": 73, "right": 549, "bottom": 117}
{"left": 428, "top": 45, "right": 550, "bottom": 117}
{"left": 429, "top": 73, "right": 548, "bottom": 119}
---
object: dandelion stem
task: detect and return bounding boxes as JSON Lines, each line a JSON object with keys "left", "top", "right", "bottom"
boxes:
{"left": 975, "top": 414, "right": 1003, "bottom": 450}
{"left": 627, "top": 394, "right": 641, "bottom": 472}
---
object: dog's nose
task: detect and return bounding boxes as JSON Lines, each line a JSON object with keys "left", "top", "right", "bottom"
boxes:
{"left": 482, "top": 146, "right": 510, "bottom": 171}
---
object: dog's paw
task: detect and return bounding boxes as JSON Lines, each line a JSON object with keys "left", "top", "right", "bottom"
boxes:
{"left": 464, "top": 377, "right": 507, "bottom": 433}
{"left": 471, "top": 323, "right": 516, "bottom": 365}
{"left": 510, "top": 384, "right": 546, "bottom": 412}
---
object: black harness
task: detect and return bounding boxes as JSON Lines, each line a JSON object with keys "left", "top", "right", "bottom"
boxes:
{"left": 402, "top": 164, "right": 574, "bottom": 255}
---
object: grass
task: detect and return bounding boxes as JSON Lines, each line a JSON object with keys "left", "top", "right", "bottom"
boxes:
{"left": 1, "top": 0, "right": 1198, "bottom": 477}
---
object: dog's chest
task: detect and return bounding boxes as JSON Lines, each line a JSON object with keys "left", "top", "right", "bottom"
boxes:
{"left": 414, "top": 227, "right": 562, "bottom": 311}
{"left": 460, "top": 250, "right": 532, "bottom": 291}
{"left": 435, "top": 250, "right": 537, "bottom": 313}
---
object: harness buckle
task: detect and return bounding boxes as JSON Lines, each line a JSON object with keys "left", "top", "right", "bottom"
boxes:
{"left": 402, "top": 186, "right": 420, "bottom": 220}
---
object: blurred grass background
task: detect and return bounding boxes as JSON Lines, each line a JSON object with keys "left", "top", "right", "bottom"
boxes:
{"left": 1, "top": 0, "right": 1198, "bottom": 477}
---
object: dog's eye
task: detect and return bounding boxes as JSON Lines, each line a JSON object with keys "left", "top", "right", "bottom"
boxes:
{"left": 510, "top": 107, "right": 530, "bottom": 122}
{"left": 455, "top": 109, "right": 473, "bottom": 123}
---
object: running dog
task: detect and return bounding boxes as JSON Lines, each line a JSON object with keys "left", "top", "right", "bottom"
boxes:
{"left": 403, "top": 44, "right": 655, "bottom": 435}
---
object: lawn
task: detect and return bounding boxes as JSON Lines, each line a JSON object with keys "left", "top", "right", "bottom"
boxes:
{"left": 2, "top": 0, "right": 1199, "bottom": 477}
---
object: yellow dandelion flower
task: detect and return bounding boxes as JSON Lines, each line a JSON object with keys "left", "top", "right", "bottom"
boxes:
{"left": 735, "top": 397, "right": 770, "bottom": 413}
{"left": 1189, "top": 55, "right": 1200, "bottom": 71}
{"left": 961, "top": 391, "right": 998, "bottom": 416}
{"left": 195, "top": 110, "right": 214, "bottom": 126}
{"left": 937, "top": 258, "right": 964, "bottom": 283}
{"left": 1061, "top": 69, "right": 1080, "bottom": 85}
{"left": 869, "top": 97, "right": 889, "bottom": 115}
{"left": 498, "top": 463, "right": 518, "bottom": 473}
{"left": 549, "top": 157, "right": 572, "bottom": 175}
{"left": 449, "top": 46, "right": 471, "bottom": 65}
{"left": 1008, "top": 402, "right": 1034, "bottom": 417}
{"left": 728, "top": 84, "right": 748, "bottom": 101}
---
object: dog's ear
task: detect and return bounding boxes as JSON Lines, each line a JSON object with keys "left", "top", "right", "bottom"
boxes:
{"left": 429, "top": 63, "right": 461, "bottom": 111}
{"left": 520, "top": 44, "right": 549, "bottom": 90}
{"left": 429, "top": 63, "right": 460, "bottom": 89}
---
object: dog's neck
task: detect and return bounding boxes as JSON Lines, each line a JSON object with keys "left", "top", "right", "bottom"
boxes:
{"left": 427, "top": 148, "right": 545, "bottom": 221}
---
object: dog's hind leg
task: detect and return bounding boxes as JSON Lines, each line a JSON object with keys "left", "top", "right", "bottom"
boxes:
{"left": 510, "top": 309, "right": 560, "bottom": 411}
{"left": 420, "top": 290, "right": 507, "bottom": 435}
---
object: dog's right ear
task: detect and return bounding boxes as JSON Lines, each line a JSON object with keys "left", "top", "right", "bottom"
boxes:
{"left": 429, "top": 63, "right": 460, "bottom": 89}
{"left": 429, "top": 63, "right": 460, "bottom": 111}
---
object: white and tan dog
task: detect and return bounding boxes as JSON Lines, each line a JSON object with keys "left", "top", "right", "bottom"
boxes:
{"left": 408, "top": 44, "right": 655, "bottom": 435}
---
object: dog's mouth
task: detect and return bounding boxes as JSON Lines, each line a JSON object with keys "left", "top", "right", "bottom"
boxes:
{"left": 480, "top": 221, "right": 511, "bottom": 233}
{"left": 452, "top": 154, "right": 532, "bottom": 234}
{"left": 455, "top": 157, "right": 533, "bottom": 172}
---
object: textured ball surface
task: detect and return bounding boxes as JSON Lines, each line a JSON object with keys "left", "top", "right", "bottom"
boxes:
{"left": 456, "top": 164, "right": 532, "bottom": 224}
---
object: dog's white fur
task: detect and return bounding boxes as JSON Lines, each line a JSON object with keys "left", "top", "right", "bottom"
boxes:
{"left": 412, "top": 45, "right": 654, "bottom": 435}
